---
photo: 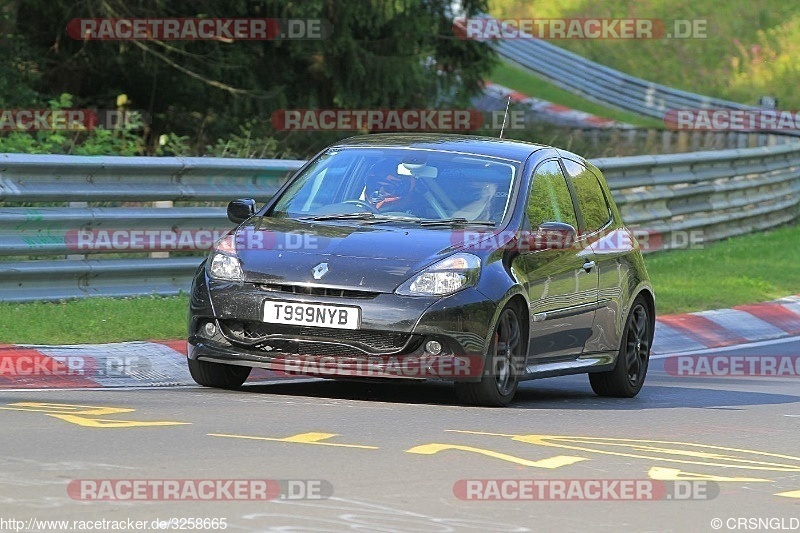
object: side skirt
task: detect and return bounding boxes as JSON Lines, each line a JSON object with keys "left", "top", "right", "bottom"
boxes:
{"left": 521, "top": 352, "right": 616, "bottom": 380}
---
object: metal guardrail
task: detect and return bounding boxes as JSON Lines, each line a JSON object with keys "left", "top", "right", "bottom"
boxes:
{"left": 474, "top": 16, "right": 772, "bottom": 124}
{"left": 0, "top": 153, "right": 304, "bottom": 202}
{"left": 0, "top": 153, "right": 304, "bottom": 301}
{"left": 1, "top": 145, "right": 798, "bottom": 302}
{"left": 0, "top": 207, "right": 229, "bottom": 256}
{"left": 597, "top": 143, "right": 800, "bottom": 245}
{"left": 0, "top": 257, "right": 203, "bottom": 302}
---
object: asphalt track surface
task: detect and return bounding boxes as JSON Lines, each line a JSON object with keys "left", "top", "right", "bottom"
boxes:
{"left": 1, "top": 336, "right": 799, "bottom": 533}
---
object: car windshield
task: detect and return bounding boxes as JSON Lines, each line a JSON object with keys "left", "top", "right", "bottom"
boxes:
{"left": 269, "top": 148, "right": 519, "bottom": 225}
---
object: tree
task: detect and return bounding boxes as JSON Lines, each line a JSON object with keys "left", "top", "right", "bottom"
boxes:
{"left": 5, "top": 0, "right": 495, "bottom": 153}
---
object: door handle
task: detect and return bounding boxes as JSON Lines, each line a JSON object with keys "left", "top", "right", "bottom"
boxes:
{"left": 582, "top": 260, "right": 596, "bottom": 273}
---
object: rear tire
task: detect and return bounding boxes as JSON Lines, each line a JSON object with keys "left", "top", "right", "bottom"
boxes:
{"left": 188, "top": 358, "right": 251, "bottom": 389}
{"left": 455, "top": 306, "right": 524, "bottom": 407}
{"left": 589, "top": 295, "right": 652, "bottom": 398}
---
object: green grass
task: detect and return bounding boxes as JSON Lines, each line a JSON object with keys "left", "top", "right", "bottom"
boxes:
{"left": 489, "top": 62, "right": 664, "bottom": 128}
{"left": 490, "top": 0, "right": 800, "bottom": 109}
{"left": 0, "top": 295, "right": 189, "bottom": 345}
{"left": 1, "top": 223, "right": 797, "bottom": 344}
{"left": 645, "top": 223, "right": 800, "bottom": 314}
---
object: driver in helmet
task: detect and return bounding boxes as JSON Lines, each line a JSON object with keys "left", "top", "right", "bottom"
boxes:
{"left": 363, "top": 161, "right": 416, "bottom": 211}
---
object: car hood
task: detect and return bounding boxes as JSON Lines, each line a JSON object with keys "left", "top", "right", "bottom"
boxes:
{"left": 234, "top": 216, "right": 480, "bottom": 292}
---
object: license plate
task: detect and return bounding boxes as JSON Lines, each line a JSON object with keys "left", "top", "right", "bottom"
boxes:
{"left": 263, "top": 300, "right": 361, "bottom": 330}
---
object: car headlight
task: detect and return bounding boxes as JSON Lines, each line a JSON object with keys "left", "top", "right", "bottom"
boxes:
{"left": 396, "top": 253, "right": 481, "bottom": 296}
{"left": 208, "top": 234, "right": 243, "bottom": 281}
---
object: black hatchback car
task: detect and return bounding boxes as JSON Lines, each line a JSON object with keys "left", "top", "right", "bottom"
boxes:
{"left": 187, "top": 134, "right": 655, "bottom": 406}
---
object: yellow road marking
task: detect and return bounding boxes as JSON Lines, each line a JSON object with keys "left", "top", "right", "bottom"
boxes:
{"left": 0, "top": 402, "right": 188, "bottom": 428}
{"left": 775, "top": 490, "right": 800, "bottom": 499}
{"left": 628, "top": 446, "right": 734, "bottom": 460}
{"left": 405, "top": 443, "right": 586, "bottom": 468}
{"left": 648, "top": 466, "right": 770, "bottom": 482}
{"left": 448, "top": 431, "right": 800, "bottom": 473}
{"left": 0, "top": 402, "right": 134, "bottom": 416}
{"left": 208, "top": 432, "right": 379, "bottom": 449}
{"left": 48, "top": 414, "right": 189, "bottom": 428}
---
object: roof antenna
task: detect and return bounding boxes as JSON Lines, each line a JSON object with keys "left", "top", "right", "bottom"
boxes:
{"left": 499, "top": 96, "right": 511, "bottom": 140}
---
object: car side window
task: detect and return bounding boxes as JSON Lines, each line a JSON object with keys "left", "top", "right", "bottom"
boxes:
{"left": 563, "top": 159, "right": 611, "bottom": 234}
{"left": 527, "top": 160, "right": 578, "bottom": 229}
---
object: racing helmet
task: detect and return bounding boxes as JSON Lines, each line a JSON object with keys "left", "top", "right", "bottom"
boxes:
{"left": 365, "top": 161, "right": 414, "bottom": 209}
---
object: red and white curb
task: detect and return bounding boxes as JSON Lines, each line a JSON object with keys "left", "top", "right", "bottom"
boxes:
{"left": 481, "top": 82, "right": 632, "bottom": 129}
{"left": 0, "top": 340, "right": 296, "bottom": 390}
{"left": 652, "top": 295, "right": 800, "bottom": 355}
{"left": 1, "top": 295, "right": 798, "bottom": 389}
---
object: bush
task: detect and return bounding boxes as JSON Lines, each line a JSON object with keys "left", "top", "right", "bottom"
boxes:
{"left": 0, "top": 94, "right": 145, "bottom": 155}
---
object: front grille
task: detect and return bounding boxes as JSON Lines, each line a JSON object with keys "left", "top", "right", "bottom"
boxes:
{"left": 298, "top": 342, "right": 376, "bottom": 357}
{"left": 219, "top": 320, "right": 419, "bottom": 355}
{"left": 258, "top": 283, "right": 379, "bottom": 299}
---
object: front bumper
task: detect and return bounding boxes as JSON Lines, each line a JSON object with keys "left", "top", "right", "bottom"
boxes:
{"left": 188, "top": 269, "right": 497, "bottom": 382}
{"left": 189, "top": 339, "right": 485, "bottom": 381}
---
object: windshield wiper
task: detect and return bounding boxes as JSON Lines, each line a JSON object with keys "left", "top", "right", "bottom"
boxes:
{"left": 299, "top": 212, "right": 377, "bottom": 221}
{"left": 299, "top": 213, "right": 491, "bottom": 226}
{"left": 364, "top": 215, "right": 423, "bottom": 224}
{"left": 419, "top": 218, "right": 496, "bottom": 227}
{"left": 299, "top": 213, "right": 426, "bottom": 224}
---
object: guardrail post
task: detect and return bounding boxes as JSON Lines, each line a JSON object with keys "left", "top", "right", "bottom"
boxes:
{"left": 660, "top": 130, "right": 670, "bottom": 153}
{"left": 150, "top": 201, "right": 174, "bottom": 258}
{"left": 66, "top": 201, "right": 87, "bottom": 260}
{"left": 590, "top": 128, "right": 600, "bottom": 150}
{"left": 572, "top": 129, "right": 583, "bottom": 150}
{"left": 690, "top": 132, "right": 701, "bottom": 152}
{"left": 677, "top": 131, "right": 689, "bottom": 152}
{"left": 702, "top": 132, "right": 714, "bottom": 150}
{"left": 625, "top": 129, "right": 636, "bottom": 149}
{"left": 645, "top": 129, "right": 657, "bottom": 153}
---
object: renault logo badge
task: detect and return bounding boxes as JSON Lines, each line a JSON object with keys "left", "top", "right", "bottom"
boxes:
{"left": 312, "top": 262, "right": 329, "bottom": 280}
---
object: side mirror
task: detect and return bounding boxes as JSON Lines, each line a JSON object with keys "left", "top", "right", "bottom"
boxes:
{"left": 227, "top": 198, "right": 256, "bottom": 224}
{"left": 534, "top": 221, "right": 576, "bottom": 250}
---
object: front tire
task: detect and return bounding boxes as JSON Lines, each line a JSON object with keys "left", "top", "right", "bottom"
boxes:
{"left": 589, "top": 296, "right": 652, "bottom": 398}
{"left": 188, "top": 358, "right": 251, "bottom": 389}
{"left": 455, "top": 306, "right": 524, "bottom": 407}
